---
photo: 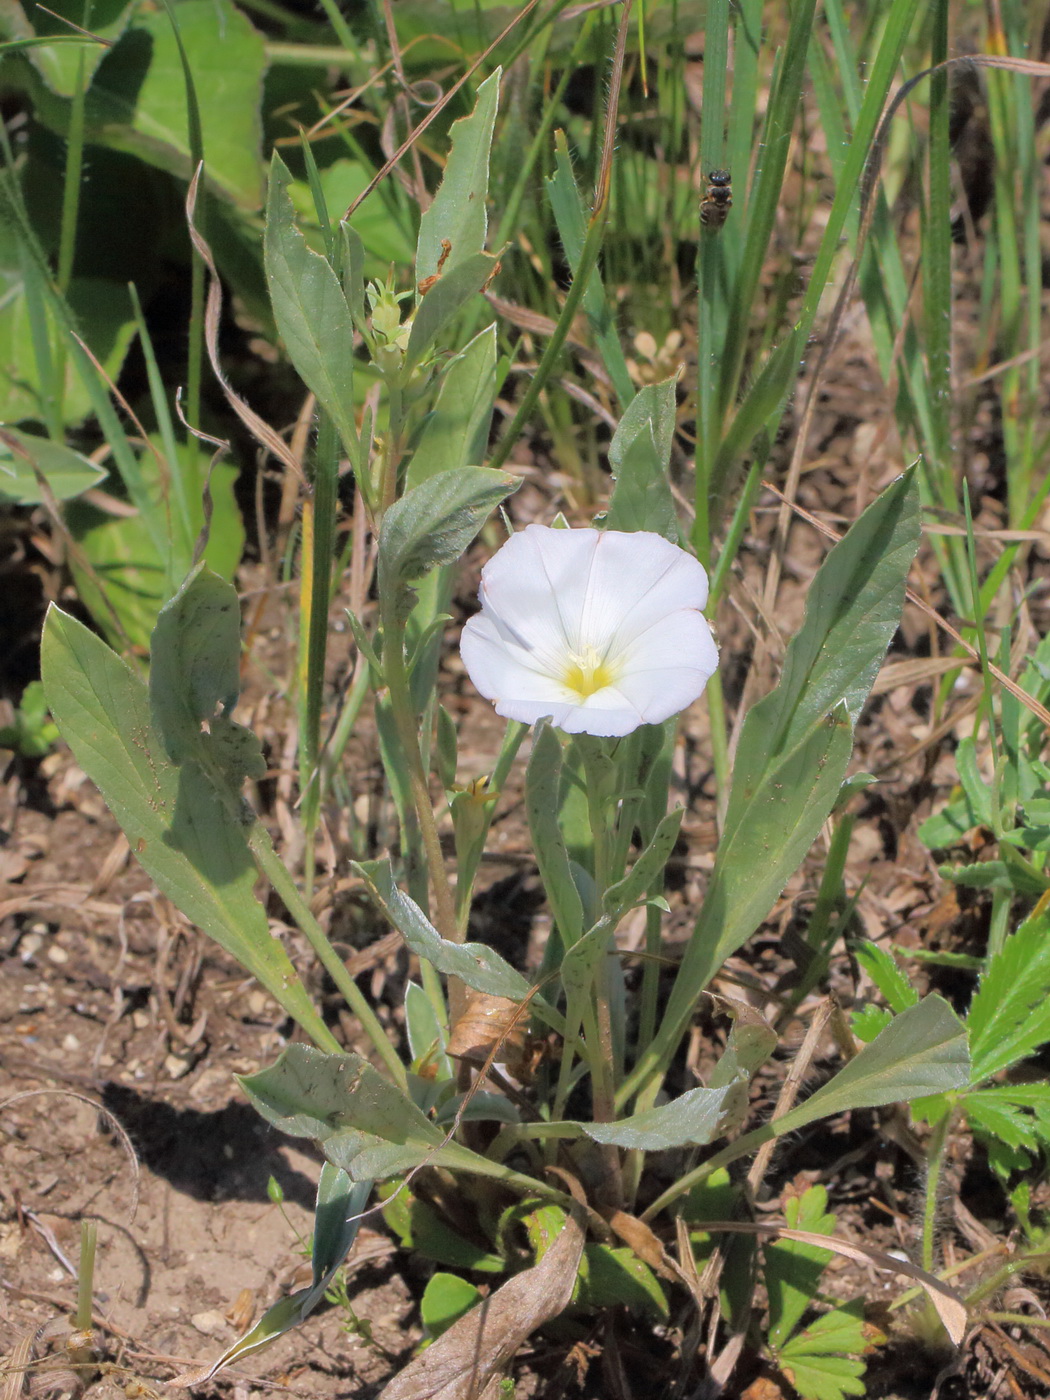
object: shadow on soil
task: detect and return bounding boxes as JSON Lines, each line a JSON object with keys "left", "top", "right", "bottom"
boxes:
{"left": 101, "top": 1083, "right": 318, "bottom": 1207}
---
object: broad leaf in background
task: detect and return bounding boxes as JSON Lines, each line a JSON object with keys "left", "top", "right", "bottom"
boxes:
{"left": 415, "top": 67, "right": 501, "bottom": 281}
{"left": 4, "top": 0, "right": 138, "bottom": 95}
{"left": 174, "top": 1163, "right": 371, "bottom": 1385}
{"left": 0, "top": 427, "right": 106, "bottom": 502}
{"left": 67, "top": 444, "right": 243, "bottom": 652}
{"left": 629, "top": 469, "right": 921, "bottom": 1095}
{"left": 265, "top": 154, "right": 359, "bottom": 466}
{"left": 604, "top": 375, "right": 680, "bottom": 541}
{"left": 40, "top": 606, "right": 330, "bottom": 1045}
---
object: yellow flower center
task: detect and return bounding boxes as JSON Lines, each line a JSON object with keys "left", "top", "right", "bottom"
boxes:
{"left": 561, "top": 646, "right": 617, "bottom": 700}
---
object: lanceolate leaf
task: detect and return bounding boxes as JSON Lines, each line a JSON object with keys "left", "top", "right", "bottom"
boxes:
{"left": 40, "top": 606, "right": 329, "bottom": 1046}
{"left": 605, "top": 376, "right": 680, "bottom": 541}
{"left": 0, "top": 428, "right": 106, "bottom": 503}
{"left": 626, "top": 469, "right": 921, "bottom": 1099}
{"left": 353, "top": 859, "right": 563, "bottom": 1031}
{"left": 173, "top": 1164, "right": 372, "bottom": 1386}
{"left": 377, "top": 466, "right": 519, "bottom": 593}
{"left": 416, "top": 67, "right": 501, "bottom": 281}
{"left": 775, "top": 996, "right": 969, "bottom": 1133}
{"left": 264, "top": 152, "right": 359, "bottom": 465}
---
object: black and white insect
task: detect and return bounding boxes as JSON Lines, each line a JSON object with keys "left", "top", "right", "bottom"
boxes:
{"left": 700, "top": 168, "right": 733, "bottom": 229}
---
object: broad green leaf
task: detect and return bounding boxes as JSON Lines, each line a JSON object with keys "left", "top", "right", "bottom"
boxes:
{"left": 85, "top": 0, "right": 266, "bottom": 208}
{"left": 10, "top": 0, "right": 137, "bottom": 95}
{"left": 765, "top": 1185, "right": 835, "bottom": 1348}
{"left": 775, "top": 996, "right": 969, "bottom": 1134}
{"left": 174, "top": 1164, "right": 371, "bottom": 1385}
{"left": 383, "top": 1188, "right": 505, "bottom": 1273}
{"left": 583, "top": 1079, "right": 745, "bottom": 1151}
{"left": 967, "top": 907, "right": 1050, "bottom": 1082}
{"left": 527, "top": 722, "right": 585, "bottom": 948}
{"left": 377, "top": 465, "right": 519, "bottom": 593}
{"left": 575, "top": 1244, "right": 668, "bottom": 1320}
{"left": 149, "top": 566, "right": 247, "bottom": 757}
{"left": 421, "top": 1274, "right": 483, "bottom": 1339}
{"left": 265, "top": 154, "right": 358, "bottom": 465}
{"left": 404, "top": 251, "right": 498, "bottom": 372}
{"left": 0, "top": 427, "right": 106, "bottom": 502}
{"left": 416, "top": 68, "right": 500, "bottom": 281}
{"left": 66, "top": 447, "right": 242, "bottom": 652}
{"left": 40, "top": 606, "right": 328, "bottom": 1043}
{"left": 0, "top": 273, "right": 136, "bottom": 428}
{"left": 605, "top": 376, "right": 680, "bottom": 541}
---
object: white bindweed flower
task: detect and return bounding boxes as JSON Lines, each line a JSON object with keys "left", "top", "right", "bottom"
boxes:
{"left": 460, "top": 524, "right": 719, "bottom": 737}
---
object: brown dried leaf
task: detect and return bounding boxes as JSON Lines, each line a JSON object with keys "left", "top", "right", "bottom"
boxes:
{"left": 377, "top": 1207, "right": 585, "bottom": 1400}
{"left": 446, "top": 992, "right": 526, "bottom": 1066}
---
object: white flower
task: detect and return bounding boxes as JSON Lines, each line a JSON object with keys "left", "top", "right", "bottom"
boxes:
{"left": 460, "top": 524, "right": 718, "bottom": 737}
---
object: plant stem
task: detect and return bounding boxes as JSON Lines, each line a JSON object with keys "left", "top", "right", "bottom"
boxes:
{"left": 247, "top": 822, "right": 407, "bottom": 1084}
{"left": 921, "top": 1109, "right": 952, "bottom": 1273}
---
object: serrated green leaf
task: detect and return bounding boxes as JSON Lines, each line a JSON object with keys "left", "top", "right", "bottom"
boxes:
{"left": 766, "top": 1185, "right": 835, "bottom": 1347}
{"left": 849, "top": 940, "right": 918, "bottom": 1014}
{"left": 968, "top": 907, "right": 1050, "bottom": 1082}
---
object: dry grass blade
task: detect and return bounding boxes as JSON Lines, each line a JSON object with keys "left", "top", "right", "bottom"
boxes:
{"left": 342, "top": 0, "right": 544, "bottom": 222}
{"left": 695, "top": 1220, "right": 967, "bottom": 1344}
{"left": 184, "top": 166, "right": 305, "bottom": 483}
{"left": 376, "top": 1207, "right": 585, "bottom": 1400}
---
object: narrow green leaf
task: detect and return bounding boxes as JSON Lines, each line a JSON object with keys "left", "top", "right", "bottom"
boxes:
{"left": 353, "top": 859, "right": 562, "bottom": 1030}
{"left": 404, "top": 251, "right": 498, "bottom": 373}
{"left": 416, "top": 68, "right": 501, "bottom": 281}
{"left": 526, "top": 722, "right": 585, "bottom": 947}
{"left": 583, "top": 1079, "right": 746, "bottom": 1151}
{"left": 776, "top": 996, "right": 969, "bottom": 1134}
{"left": 264, "top": 152, "right": 358, "bottom": 464}
{"left": 407, "top": 323, "right": 498, "bottom": 488}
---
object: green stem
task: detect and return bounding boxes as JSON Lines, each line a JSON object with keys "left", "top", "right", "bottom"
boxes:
{"left": 247, "top": 821, "right": 407, "bottom": 1084}
{"left": 921, "top": 1110, "right": 952, "bottom": 1273}
{"left": 76, "top": 1220, "right": 97, "bottom": 1331}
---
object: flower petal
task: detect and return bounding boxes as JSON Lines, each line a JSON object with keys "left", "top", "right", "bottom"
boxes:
{"left": 579, "top": 530, "right": 710, "bottom": 653}
{"left": 476, "top": 525, "right": 602, "bottom": 657}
